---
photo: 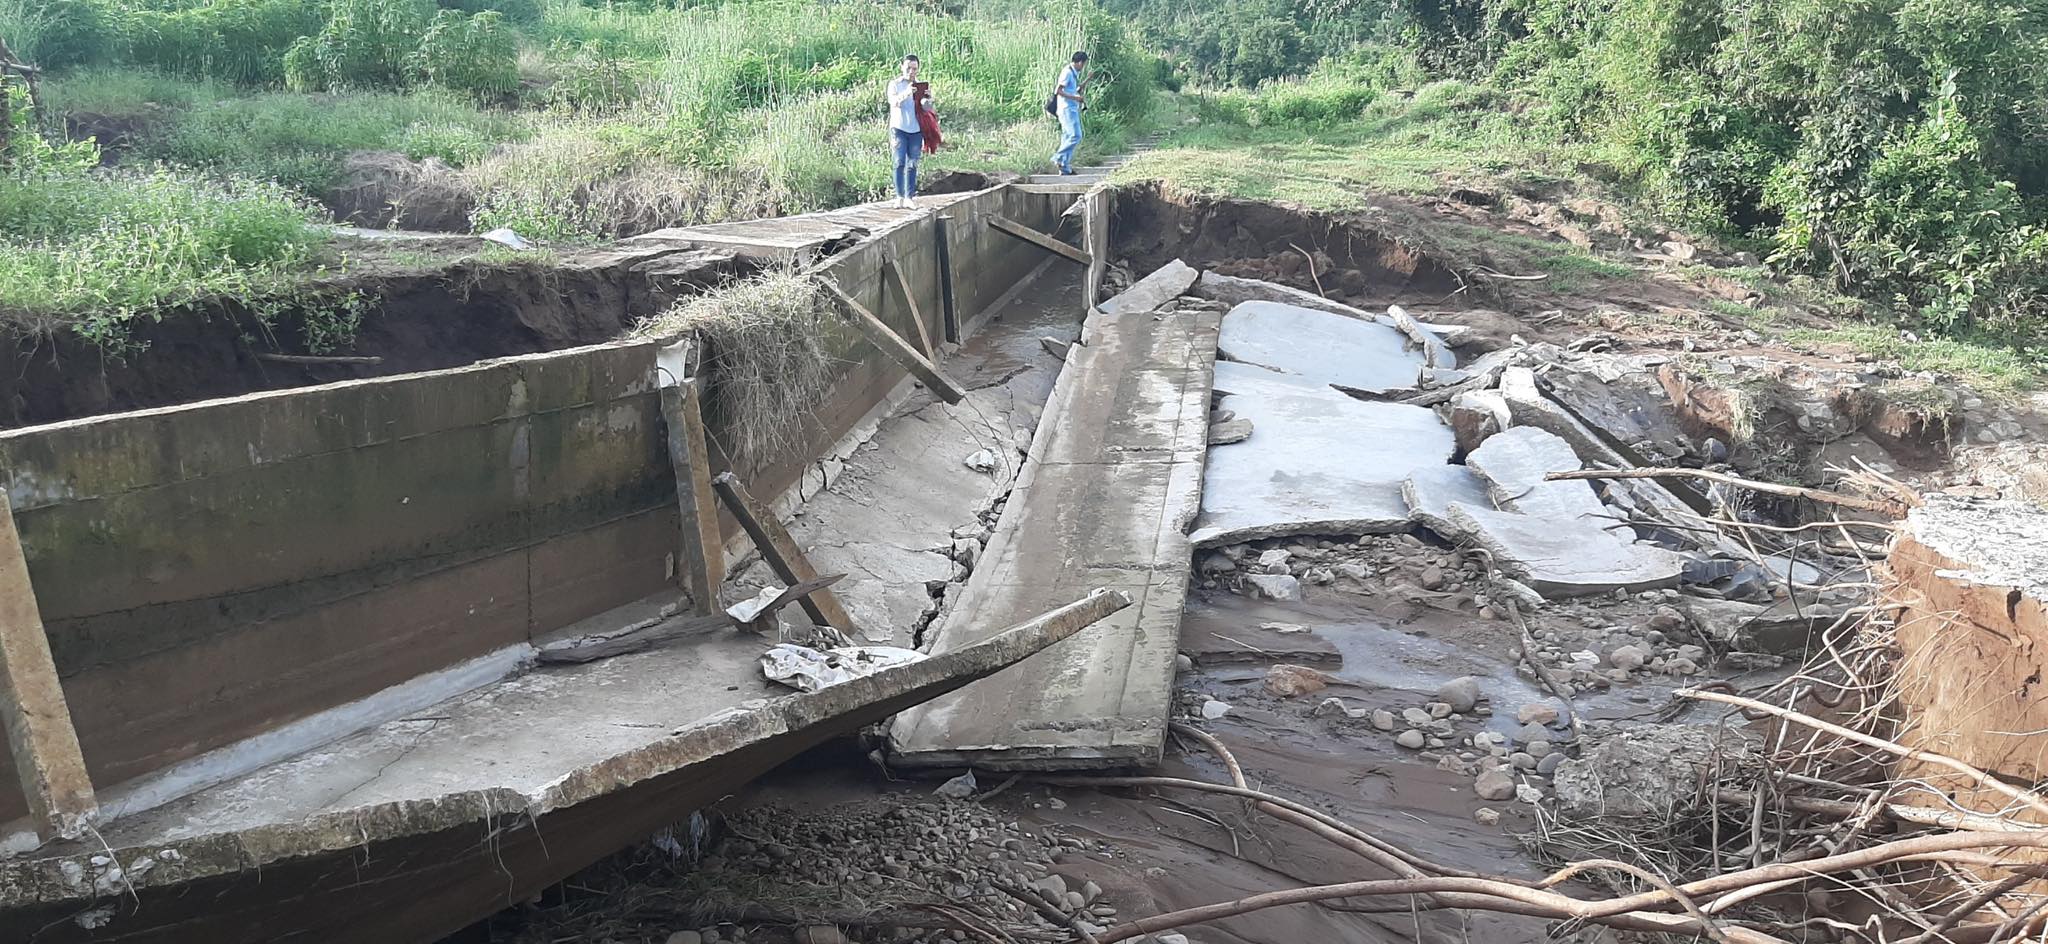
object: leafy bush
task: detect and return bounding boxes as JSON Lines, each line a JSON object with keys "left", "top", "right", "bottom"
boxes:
{"left": 125, "top": 0, "right": 326, "bottom": 84}
{"left": 413, "top": 9, "right": 518, "bottom": 96}
{"left": 285, "top": 0, "right": 433, "bottom": 91}
{"left": 0, "top": 0, "right": 122, "bottom": 71}
{"left": 436, "top": 0, "right": 540, "bottom": 25}
{"left": 145, "top": 88, "right": 519, "bottom": 191}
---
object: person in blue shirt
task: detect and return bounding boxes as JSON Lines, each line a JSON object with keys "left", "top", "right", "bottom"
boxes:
{"left": 886, "top": 55, "right": 924, "bottom": 208}
{"left": 1051, "top": 51, "right": 1088, "bottom": 176}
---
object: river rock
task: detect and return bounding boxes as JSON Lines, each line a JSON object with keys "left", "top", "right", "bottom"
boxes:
{"left": 795, "top": 929, "right": 845, "bottom": 944}
{"left": 1474, "top": 765, "right": 1516, "bottom": 801}
{"left": 1553, "top": 721, "right": 1760, "bottom": 821}
{"left": 1401, "top": 707, "right": 1433, "bottom": 727}
{"left": 1371, "top": 709, "right": 1396, "bottom": 731}
{"left": 1396, "top": 729, "right": 1426, "bottom": 749}
{"left": 1201, "top": 699, "right": 1231, "bottom": 720}
{"left": 1473, "top": 807, "right": 1502, "bottom": 826}
{"left": 1609, "top": 645, "right": 1648, "bottom": 672}
{"left": 667, "top": 934, "right": 703, "bottom": 944}
{"left": 1436, "top": 676, "right": 1483, "bottom": 713}
{"left": 1265, "top": 664, "right": 1332, "bottom": 697}
{"left": 1517, "top": 703, "right": 1559, "bottom": 726}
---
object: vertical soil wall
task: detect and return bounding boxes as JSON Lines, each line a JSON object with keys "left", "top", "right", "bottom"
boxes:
{"left": 0, "top": 186, "right": 1075, "bottom": 830}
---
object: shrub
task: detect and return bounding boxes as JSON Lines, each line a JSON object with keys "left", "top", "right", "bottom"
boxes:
{"left": 0, "top": 0, "right": 122, "bottom": 71}
{"left": 413, "top": 9, "right": 519, "bottom": 97}
{"left": 124, "top": 0, "right": 326, "bottom": 84}
{"left": 285, "top": 0, "right": 434, "bottom": 92}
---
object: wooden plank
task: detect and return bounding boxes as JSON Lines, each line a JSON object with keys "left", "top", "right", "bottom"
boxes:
{"left": 710, "top": 472, "right": 857, "bottom": 634}
{"left": 816, "top": 278, "right": 967, "bottom": 405}
{"left": 656, "top": 339, "right": 725, "bottom": 616}
{"left": 0, "top": 491, "right": 97, "bottom": 841}
{"left": 536, "top": 612, "right": 728, "bottom": 665}
{"left": 935, "top": 213, "right": 960, "bottom": 343}
{"left": 1082, "top": 190, "right": 1108, "bottom": 309}
{"left": 880, "top": 253, "right": 937, "bottom": 361}
{"left": 989, "top": 214, "right": 1092, "bottom": 267}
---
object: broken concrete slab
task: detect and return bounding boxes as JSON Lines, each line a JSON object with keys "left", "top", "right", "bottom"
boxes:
{"left": 1099, "top": 258, "right": 1198, "bottom": 315}
{"left": 1192, "top": 362, "right": 1453, "bottom": 548}
{"left": 1208, "top": 416, "right": 1253, "bottom": 445}
{"left": 1387, "top": 305, "right": 1456, "bottom": 370}
{"left": 1445, "top": 503, "right": 1686, "bottom": 598}
{"left": 1401, "top": 464, "right": 1495, "bottom": 536}
{"left": 1465, "top": 425, "right": 1611, "bottom": 524}
{"left": 1497, "top": 366, "right": 1714, "bottom": 534}
{"left": 1450, "top": 389, "right": 1509, "bottom": 456}
{"left": 889, "top": 301, "right": 1220, "bottom": 769}
{"left": 1218, "top": 301, "right": 1427, "bottom": 394}
{"left": 1539, "top": 366, "right": 1694, "bottom": 465}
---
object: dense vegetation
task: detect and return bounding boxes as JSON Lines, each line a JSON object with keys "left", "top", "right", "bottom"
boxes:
{"left": 1114, "top": 0, "right": 2048, "bottom": 345}
{"left": 0, "top": 0, "right": 1157, "bottom": 345}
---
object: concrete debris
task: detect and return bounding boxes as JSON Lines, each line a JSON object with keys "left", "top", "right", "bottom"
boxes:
{"left": 1473, "top": 807, "right": 1502, "bottom": 826}
{"left": 934, "top": 771, "right": 979, "bottom": 799}
{"left": 1466, "top": 425, "right": 1611, "bottom": 523}
{"left": 1040, "top": 336, "right": 1071, "bottom": 359}
{"left": 1444, "top": 504, "right": 1685, "bottom": 598}
{"left": 1099, "top": 258, "right": 1199, "bottom": 315}
{"left": 962, "top": 449, "right": 998, "bottom": 473}
{"left": 1208, "top": 416, "right": 1254, "bottom": 445}
{"left": 1316, "top": 696, "right": 1373, "bottom": 720}
{"left": 1201, "top": 699, "right": 1232, "bottom": 720}
{"left": 1264, "top": 664, "right": 1333, "bottom": 698}
{"left": 1217, "top": 301, "right": 1428, "bottom": 394}
{"left": 1193, "top": 361, "right": 1452, "bottom": 547}
{"left": 1552, "top": 722, "right": 1759, "bottom": 822}
{"left": 1449, "top": 389, "right": 1510, "bottom": 456}
{"left": 1386, "top": 304, "right": 1457, "bottom": 370}
{"left": 1401, "top": 463, "right": 1495, "bottom": 535}
{"left": 1242, "top": 573, "right": 1303, "bottom": 601}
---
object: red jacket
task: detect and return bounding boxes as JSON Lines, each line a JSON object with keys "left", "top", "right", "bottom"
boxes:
{"left": 914, "top": 86, "right": 942, "bottom": 154}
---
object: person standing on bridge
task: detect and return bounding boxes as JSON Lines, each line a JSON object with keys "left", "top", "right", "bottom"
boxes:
{"left": 1049, "top": 51, "right": 1088, "bottom": 176}
{"left": 886, "top": 55, "right": 929, "bottom": 209}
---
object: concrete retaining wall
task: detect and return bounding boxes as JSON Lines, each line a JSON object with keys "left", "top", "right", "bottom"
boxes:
{"left": 0, "top": 186, "right": 1074, "bottom": 828}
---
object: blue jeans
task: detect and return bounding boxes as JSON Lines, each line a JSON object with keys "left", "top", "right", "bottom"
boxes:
{"left": 892, "top": 129, "right": 923, "bottom": 200}
{"left": 1053, "top": 107, "right": 1082, "bottom": 171}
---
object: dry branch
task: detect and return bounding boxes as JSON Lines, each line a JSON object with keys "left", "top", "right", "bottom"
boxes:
{"left": 1546, "top": 468, "right": 1910, "bottom": 516}
{"left": 1679, "top": 689, "right": 2048, "bottom": 821}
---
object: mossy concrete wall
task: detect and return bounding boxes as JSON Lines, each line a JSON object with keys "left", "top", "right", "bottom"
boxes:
{"left": 0, "top": 186, "right": 1074, "bottom": 827}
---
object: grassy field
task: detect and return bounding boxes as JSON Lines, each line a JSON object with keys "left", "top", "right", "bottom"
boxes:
{"left": 1114, "top": 71, "right": 2044, "bottom": 393}
{"left": 2, "top": 0, "right": 1160, "bottom": 350}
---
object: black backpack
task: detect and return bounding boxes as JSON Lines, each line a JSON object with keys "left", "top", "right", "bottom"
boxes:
{"left": 1044, "top": 93, "right": 1057, "bottom": 116}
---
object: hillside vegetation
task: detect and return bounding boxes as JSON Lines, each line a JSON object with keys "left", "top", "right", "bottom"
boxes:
{"left": 1111, "top": 0, "right": 2048, "bottom": 353}
{"left": 0, "top": 0, "right": 1157, "bottom": 346}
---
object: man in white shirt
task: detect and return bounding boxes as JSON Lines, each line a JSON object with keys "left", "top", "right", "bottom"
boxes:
{"left": 886, "top": 55, "right": 924, "bottom": 209}
{"left": 1051, "top": 51, "right": 1088, "bottom": 175}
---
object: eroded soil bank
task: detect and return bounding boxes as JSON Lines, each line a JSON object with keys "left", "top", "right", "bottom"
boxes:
{"left": 1, "top": 239, "right": 748, "bottom": 429}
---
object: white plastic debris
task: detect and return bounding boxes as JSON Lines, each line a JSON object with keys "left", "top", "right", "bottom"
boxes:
{"left": 726, "top": 585, "right": 784, "bottom": 623}
{"left": 934, "top": 770, "right": 978, "bottom": 799}
{"left": 963, "top": 449, "right": 997, "bottom": 473}
{"left": 1201, "top": 698, "right": 1231, "bottom": 720}
{"left": 479, "top": 227, "right": 533, "bottom": 250}
{"left": 760, "top": 643, "right": 925, "bottom": 692}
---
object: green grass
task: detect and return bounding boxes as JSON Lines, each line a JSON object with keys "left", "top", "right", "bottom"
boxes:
{"left": 0, "top": 166, "right": 327, "bottom": 348}
{"left": 1118, "top": 79, "right": 1537, "bottom": 208}
{"left": 1780, "top": 325, "right": 2043, "bottom": 396}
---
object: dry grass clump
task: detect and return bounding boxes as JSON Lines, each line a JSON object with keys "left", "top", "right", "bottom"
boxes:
{"left": 638, "top": 269, "right": 843, "bottom": 468}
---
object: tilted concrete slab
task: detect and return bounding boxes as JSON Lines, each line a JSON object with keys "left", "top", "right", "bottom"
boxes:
{"left": 1099, "top": 258, "right": 1198, "bottom": 315}
{"left": 1465, "top": 425, "right": 1612, "bottom": 524}
{"left": 1444, "top": 503, "right": 1686, "bottom": 598}
{"left": 1190, "top": 361, "right": 1453, "bottom": 547}
{"left": 629, "top": 193, "right": 979, "bottom": 260}
{"left": 1402, "top": 463, "right": 1496, "bottom": 536}
{"left": 1218, "top": 301, "right": 1425, "bottom": 393}
{"left": 890, "top": 302, "right": 1221, "bottom": 769}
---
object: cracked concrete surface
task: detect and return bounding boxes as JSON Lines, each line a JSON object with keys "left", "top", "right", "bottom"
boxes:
{"left": 735, "top": 266, "right": 1087, "bottom": 647}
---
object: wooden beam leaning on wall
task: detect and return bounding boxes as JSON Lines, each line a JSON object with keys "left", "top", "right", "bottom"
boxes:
{"left": 0, "top": 492, "right": 98, "bottom": 841}
{"left": 656, "top": 338, "right": 726, "bottom": 617}
{"left": 989, "top": 214, "right": 1092, "bottom": 267}
{"left": 878, "top": 243, "right": 937, "bottom": 361}
{"left": 815, "top": 277, "right": 966, "bottom": 405}
{"left": 709, "top": 473, "right": 858, "bottom": 635}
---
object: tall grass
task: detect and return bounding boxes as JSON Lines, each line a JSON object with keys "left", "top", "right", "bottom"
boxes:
{"left": 0, "top": 167, "right": 325, "bottom": 347}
